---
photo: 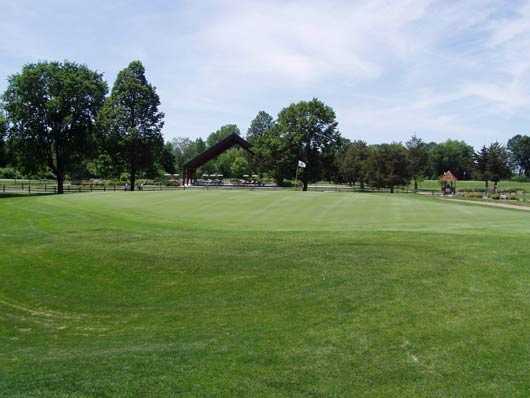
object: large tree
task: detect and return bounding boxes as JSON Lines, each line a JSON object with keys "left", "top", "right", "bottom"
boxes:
{"left": 171, "top": 137, "right": 206, "bottom": 172}
{"left": 206, "top": 124, "right": 240, "bottom": 146}
{"left": 337, "top": 140, "right": 369, "bottom": 189}
{"left": 2, "top": 61, "right": 107, "bottom": 193}
{"left": 99, "top": 61, "right": 164, "bottom": 191}
{"left": 275, "top": 98, "right": 341, "bottom": 191}
{"left": 247, "top": 111, "right": 274, "bottom": 143}
{"left": 474, "top": 143, "right": 512, "bottom": 192}
{"left": 161, "top": 142, "right": 177, "bottom": 174}
{"left": 474, "top": 145, "right": 490, "bottom": 191}
{"left": 251, "top": 125, "right": 291, "bottom": 185}
{"left": 507, "top": 134, "right": 530, "bottom": 177}
{"left": 485, "top": 142, "right": 512, "bottom": 192}
{"left": 406, "top": 135, "right": 430, "bottom": 191}
{"left": 203, "top": 124, "right": 243, "bottom": 176}
{"left": 430, "top": 139, "right": 474, "bottom": 179}
{"left": 365, "top": 143, "right": 412, "bottom": 193}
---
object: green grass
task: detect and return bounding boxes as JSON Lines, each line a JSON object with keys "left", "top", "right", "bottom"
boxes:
{"left": 1, "top": 191, "right": 530, "bottom": 397}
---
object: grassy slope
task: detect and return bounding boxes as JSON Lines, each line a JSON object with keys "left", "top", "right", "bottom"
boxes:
{"left": 1, "top": 191, "right": 529, "bottom": 397}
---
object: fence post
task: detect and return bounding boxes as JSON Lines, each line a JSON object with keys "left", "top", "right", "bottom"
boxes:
{"left": 28, "top": 183, "right": 31, "bottom": 194}
{"left": 44, "top": 184, "right": 47, "bottom": 192}
{"left": 114, "top": 184, "right": 116, "bottom": 191}
{"left": 104, "top": 185, "right": 106, "bottom": 192}
{"left": 2, "top": 184, "right": 4, "bottom": 193}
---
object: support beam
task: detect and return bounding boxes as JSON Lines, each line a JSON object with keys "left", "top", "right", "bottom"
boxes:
{"left": 182, "top": 134, "right": 253, "bottom": 184}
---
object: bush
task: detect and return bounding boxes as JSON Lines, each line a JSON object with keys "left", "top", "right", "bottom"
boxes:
{"left": 463, "top": 192, "right": 483, "bottom": 199}
{"left": 0, "top": 167, "right": 22, "bottom": 179}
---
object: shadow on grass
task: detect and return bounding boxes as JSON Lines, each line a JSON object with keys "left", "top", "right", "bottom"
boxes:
{"left": 0, "top": 192, "right": 57, "bottom": 199}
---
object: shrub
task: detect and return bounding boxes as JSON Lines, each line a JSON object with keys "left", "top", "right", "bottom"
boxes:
{"left": 463, "top": 192, "right": 483, "bottom": 199}
{"left": 0, "top": 167, "right": 22, "bottom": 179}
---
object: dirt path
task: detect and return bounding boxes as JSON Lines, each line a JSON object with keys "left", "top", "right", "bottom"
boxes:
{"left": 439, "top": 197, "right": 530, "bottom": 211}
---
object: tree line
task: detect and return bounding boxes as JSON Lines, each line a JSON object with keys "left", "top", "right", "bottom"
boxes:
{"left": 2, "top": 60, "right": 530, "bottom": 193}
{"left": 168, "top": 103, "right": 529, "bottom": 192}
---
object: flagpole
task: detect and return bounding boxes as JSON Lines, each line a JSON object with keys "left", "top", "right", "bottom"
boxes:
{"left": 294, "top": 165, "right": 299, "bottom": 191}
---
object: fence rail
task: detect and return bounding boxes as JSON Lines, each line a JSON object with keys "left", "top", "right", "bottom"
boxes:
{"left": 0, "top": 182, "right": 184, "bottom": 194}
{"left": 0, "top": 180, "right": 424, "bottom": 195}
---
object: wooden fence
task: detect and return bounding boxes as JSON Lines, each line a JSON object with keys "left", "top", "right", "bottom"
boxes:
{"left": 0, "top": 180, "right": 424, "bottom": 195}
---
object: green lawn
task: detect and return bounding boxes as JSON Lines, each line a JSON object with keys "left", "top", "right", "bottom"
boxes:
{"left": 1, "top": 191, "right": 529, "bottom": 397}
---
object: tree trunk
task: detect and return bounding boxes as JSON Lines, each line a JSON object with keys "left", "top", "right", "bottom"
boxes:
{"left": 414, "top": 178, "right": 418, "bottom": 191}
{"left": 57, "top": 173, "right": 64, "bottom": 194}
{"left": 360, "top": 180, "right": 365, "bottom": 191}
{"left": 493, "top": 180, "right": 498, "bottom": 192}
{"left": 53, "top": 143, "right": 65, "bottom": 194}
{"left": 130, "top": 169, "right": 136, "bottom": 192}
{"left": 390, "top": 186, "right": 394, "bottom": 193}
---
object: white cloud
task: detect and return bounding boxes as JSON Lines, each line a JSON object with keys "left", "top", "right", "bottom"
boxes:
{"left": 2, "top": 0, "right": 530, "bottom": 146}
{"left": 195, "top": 0, "right": 431, "bottom": 84}
{"left": 488, "top": 1, "right": 530, "bottom": 47}
{"left": 462, "top": 83, "right": 529, "bottom": 111}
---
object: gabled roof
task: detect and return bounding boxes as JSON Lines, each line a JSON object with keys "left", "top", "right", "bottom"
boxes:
{"left": 183, "top": 133, "right": 253, "bottom": 170}
{"left": 440, "top": 170, "right": 457, "bottom": 182}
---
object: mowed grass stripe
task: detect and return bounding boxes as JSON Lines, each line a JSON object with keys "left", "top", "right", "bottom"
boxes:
{"left": 1, "top": 191, "right": 529, "bottom": 396}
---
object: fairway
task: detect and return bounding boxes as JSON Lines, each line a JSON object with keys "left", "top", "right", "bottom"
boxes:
{"left": 1, "top": 191, "right": 530, "bottom": 396}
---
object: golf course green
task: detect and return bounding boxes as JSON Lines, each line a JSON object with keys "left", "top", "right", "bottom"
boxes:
{"left": 1, "top": 191, "right": 529, "bottom": 396}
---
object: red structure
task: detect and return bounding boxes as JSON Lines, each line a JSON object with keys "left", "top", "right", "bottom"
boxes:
{"left": 182, "top": 133, "right": 253, "bottom": 186}
{"left": 440, "top": 170, "right": 457, "bottom": 194}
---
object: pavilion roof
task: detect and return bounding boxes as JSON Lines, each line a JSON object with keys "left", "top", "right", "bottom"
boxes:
{"left": 183, "top": 133, "right": 253, "bottom": 170}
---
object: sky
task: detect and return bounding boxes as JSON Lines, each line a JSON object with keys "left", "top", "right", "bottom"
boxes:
{"left": 2, "top": 0, "right": 530, "bottom": 147}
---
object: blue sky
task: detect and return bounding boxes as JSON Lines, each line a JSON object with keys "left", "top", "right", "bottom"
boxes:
{"left": 2, "top": 0, "right": 530, "bottom": 147}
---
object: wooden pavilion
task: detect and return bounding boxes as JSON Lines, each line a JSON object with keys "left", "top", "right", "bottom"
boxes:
{"left": 182, "top": 133, "right": 253, "bottom": 186}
